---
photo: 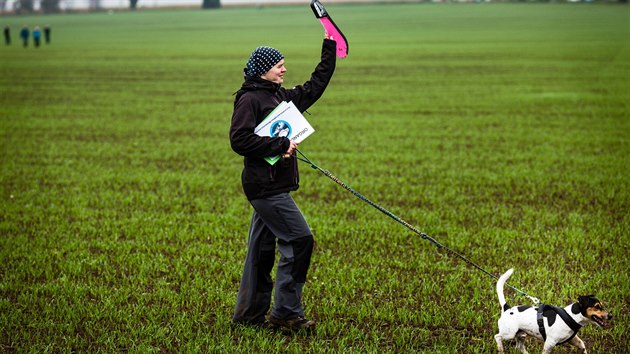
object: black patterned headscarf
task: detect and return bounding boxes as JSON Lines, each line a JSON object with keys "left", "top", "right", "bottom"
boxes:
{"left": 244, "top": 46, "right": 284, "bottom": 79}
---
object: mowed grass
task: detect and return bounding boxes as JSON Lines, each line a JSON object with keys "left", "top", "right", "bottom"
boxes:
{"left": 1, "top": 3, "right": 629, "bottom": 352}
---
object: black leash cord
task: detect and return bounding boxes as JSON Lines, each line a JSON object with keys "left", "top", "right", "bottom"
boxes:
{"left": 296, "top": 149, "right": 540, "bottom": 305}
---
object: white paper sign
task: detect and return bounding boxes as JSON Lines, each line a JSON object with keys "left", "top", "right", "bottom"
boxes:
{"left": 255, "top": 101, "right": 315, "bottom": 165}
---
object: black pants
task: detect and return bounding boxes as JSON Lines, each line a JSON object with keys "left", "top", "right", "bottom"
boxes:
{"left": 233, "top": 193, "right": 314, "bottom": 324}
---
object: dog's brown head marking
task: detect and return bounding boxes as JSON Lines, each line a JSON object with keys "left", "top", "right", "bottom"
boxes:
{"left": 578, "top": 295, "right": 612, "bottom": 328}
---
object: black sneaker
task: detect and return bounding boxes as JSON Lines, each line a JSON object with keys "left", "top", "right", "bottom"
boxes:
{"left": 268, "top": 315, "right": 316, "bottom": 332}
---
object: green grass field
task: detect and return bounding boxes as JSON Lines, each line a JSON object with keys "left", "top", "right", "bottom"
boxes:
{"left": 1, "top": 3, "right": 629, "bottom": 352}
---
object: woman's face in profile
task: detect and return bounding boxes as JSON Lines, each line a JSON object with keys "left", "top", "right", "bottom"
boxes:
{"left": 261, "top": 59, "right": 286, "bottom": 84}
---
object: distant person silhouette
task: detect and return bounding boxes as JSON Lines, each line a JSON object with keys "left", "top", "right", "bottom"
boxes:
{"left": 33, "top": 26, "right": 41, "bottom": 48}
{"left": 20, "top": 25, "right": 29, "bottom": 48}
{"left": 3, "top": 26, "right": 10, "bottom": 45}
{"left": 44, "top": 25, "right": 51, "bottom": 44}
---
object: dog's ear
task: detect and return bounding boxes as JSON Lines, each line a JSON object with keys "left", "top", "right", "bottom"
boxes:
{"left": 579, "top": 295, "right": 599, "bottom": 304}
{"left": 577, "top": 295, "right": 597, "bottom": 316}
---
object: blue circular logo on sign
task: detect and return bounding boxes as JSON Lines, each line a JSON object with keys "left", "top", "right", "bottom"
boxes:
{"left": 271, "top": 120, "right": 292, "bottom": 138}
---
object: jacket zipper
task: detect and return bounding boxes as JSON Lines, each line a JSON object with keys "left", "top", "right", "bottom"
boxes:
{"left": 269, "top": 165, "right": 275, "bottom": 182}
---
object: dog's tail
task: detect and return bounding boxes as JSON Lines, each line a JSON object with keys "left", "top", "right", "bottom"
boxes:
{"left": 496, "top": 268, "right": 514, "bottom": 312}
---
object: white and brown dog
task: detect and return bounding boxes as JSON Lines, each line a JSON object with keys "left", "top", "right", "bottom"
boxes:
{"left": 494, "top": 268, "right": 612, "bottom": 354}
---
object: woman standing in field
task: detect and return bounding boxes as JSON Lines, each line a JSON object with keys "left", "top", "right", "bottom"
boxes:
{"left": 229, "top": 35, "right": 337, "bottom": 332}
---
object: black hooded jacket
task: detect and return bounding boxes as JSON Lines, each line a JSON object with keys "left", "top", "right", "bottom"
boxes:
{"left": 230, "top": 39, "right": 337, "bottom": 200}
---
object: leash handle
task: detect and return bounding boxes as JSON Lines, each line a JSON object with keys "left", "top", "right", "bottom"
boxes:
{"left": 296, "top": 148, "right": 541, "bottom": 305}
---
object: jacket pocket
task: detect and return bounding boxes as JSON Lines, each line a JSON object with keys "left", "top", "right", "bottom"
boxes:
{"left": 243, "top": 158, "right": 273, "bottom": 184}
